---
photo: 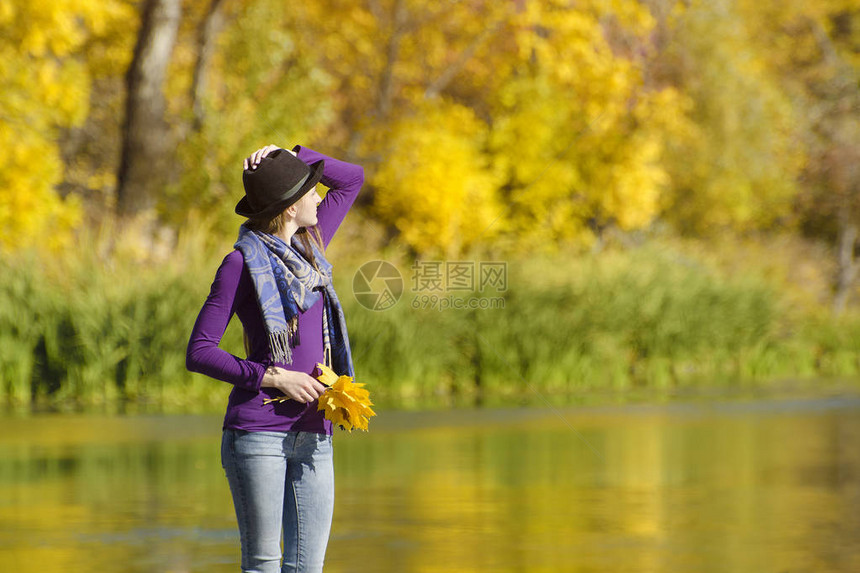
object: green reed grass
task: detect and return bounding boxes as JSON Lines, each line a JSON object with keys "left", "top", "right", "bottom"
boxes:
{"left": 1, "top": 236, "right": 859, "bottom": 412}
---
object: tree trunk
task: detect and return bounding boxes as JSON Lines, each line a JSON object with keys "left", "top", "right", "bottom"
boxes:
{"left": 190, "top": 0, "right": 226, "bottom": 131}
{"left": 116, "top": 0, "right": 181, "bottom": 217}
{"left": 424, "top": 18, "right": 505, "bottom": 100}
{"left": 834, "top": 220, "right": 858, "bottom": 315}
{"left": 345, "top": 0, "right": 406, "bottom": 161}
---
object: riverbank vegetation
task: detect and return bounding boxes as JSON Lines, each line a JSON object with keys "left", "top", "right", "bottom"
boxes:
{"left": 2, "top": 221, "right": 858, "bottom": 412}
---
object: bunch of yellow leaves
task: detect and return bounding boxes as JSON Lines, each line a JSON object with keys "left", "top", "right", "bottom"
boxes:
{"left": 263, "top": 363, "right": 376, "bottom": 432}
{"left": 315, "top": 363, "right": 376, "bottom": 432}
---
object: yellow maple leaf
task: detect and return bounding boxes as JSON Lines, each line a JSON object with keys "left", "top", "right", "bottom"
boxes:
{"left": 315, "top": 363, "right": 376, "bottom": 432}
{"left": 316, "top": 363, "right": 340, "bottom": 387}
{"left": 263, "top": 363, "right": 376, "bottom": 432}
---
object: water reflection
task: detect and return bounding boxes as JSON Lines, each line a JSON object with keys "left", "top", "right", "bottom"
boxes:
{"left": 0, "top": 396, "right": 859, "bottom": 572}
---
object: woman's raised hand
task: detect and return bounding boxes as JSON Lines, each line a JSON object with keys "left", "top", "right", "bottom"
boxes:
{"left": 243, "top": 144, "right": 297, "bottom": 171}
{"left": 260, "top": 365, "right": 327, "bottom": 404}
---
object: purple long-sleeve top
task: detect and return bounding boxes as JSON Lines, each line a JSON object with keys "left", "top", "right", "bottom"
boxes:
{"left": 186, "top": 145, "right": 364, "bottom": 434}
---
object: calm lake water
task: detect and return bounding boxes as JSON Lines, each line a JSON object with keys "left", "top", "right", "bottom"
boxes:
{"left": 1, "top": 387, "right": 859, "bottom": 572}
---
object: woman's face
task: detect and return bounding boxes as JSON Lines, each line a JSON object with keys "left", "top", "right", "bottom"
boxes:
{"left": 294, "top": 186, "right": 322, "bottom": 228}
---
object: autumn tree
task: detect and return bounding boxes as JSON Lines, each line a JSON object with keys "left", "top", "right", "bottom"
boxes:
{"left": 735, "top": 0, "right": 860, "bottom": 312}
{"left": 279, "top": 0, "right": 689, "bottom": 255}
{"left": 640, "top": 0, "right": 804, "bottom": 236}
{"left": 116, "top": 0, "right": 182, "bottom": 218}
{"left": 0, "top": 0, "right": 131, "bottom": 252}
{"left": 371, "top": 99, "right": 503, "bottom": 257}
{"left": 162, "top": 0, "right": 334, "bottom": 233}
{"left": 487, "top": 0, "right": 687, "bottom": 252}
{"left": 7, "top": 0, "right": 854, "bottom": 276}
{"left": 166, "top": 0, "right": 517, "bottom": 248}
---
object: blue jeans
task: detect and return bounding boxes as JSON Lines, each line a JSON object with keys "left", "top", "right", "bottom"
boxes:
{"left": 221, "top": 429, "right": 334, "bottom": 573}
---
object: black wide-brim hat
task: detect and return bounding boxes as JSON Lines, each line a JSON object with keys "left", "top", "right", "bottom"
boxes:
{"left": 236, "top": 148, "right": 325, "bottom": 219}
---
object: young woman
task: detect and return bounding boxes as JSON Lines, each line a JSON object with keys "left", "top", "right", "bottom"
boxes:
{"left": 186, "top": 143, "right": 364, "bottom": 572}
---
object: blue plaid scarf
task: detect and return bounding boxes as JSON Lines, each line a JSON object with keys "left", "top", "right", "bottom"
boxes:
{"left": 234, "top": 224, "right": 354, "bottom": 378}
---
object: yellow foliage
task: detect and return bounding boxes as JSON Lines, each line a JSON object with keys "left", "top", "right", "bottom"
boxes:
{"left": 369, "top": 100, "right": 503, "bottom": 256}
{"left": 0, "top": 0, "right": 133, "bottom": 253}
{"left": 659, "top": 0, "right": 805, "bottom": 233}
{"left": 284, "top": 0, "right": 688, "bottom": 251}
{"left": 0, "top": 125, "right": 81, "bottom": 252}
{"left": 289, "top": 0, "right": 521, "bottom": 146}
{"left": 489, "top": 1, "right": 682, "bottom": 248}
{"left": 734, "top": 0, "right": 859, "bottom": 72}
{"left": 2, "top": 0, "right": 837, "bottom": 255}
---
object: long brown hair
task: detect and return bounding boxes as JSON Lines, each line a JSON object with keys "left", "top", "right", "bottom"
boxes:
{"left": 242, "top": 211, "right": 325, "bottom": 357}
{"left": 245, "top": 211, "right": 325, "bottom": 270}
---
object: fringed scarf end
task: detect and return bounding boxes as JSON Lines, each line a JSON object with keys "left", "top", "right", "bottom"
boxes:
{"left": 269, "top": 331, "right": 293, "bottom": 364}
{"left": 269, "top": 315, "right": 301, "bottom": 364}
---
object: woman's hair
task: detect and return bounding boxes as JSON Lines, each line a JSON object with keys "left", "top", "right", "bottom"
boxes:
{"left": 243, "top": 209, "right": 325, "bottom": 357}
{"left": 245, "top": 210, "right": 324, "bottom": 270}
